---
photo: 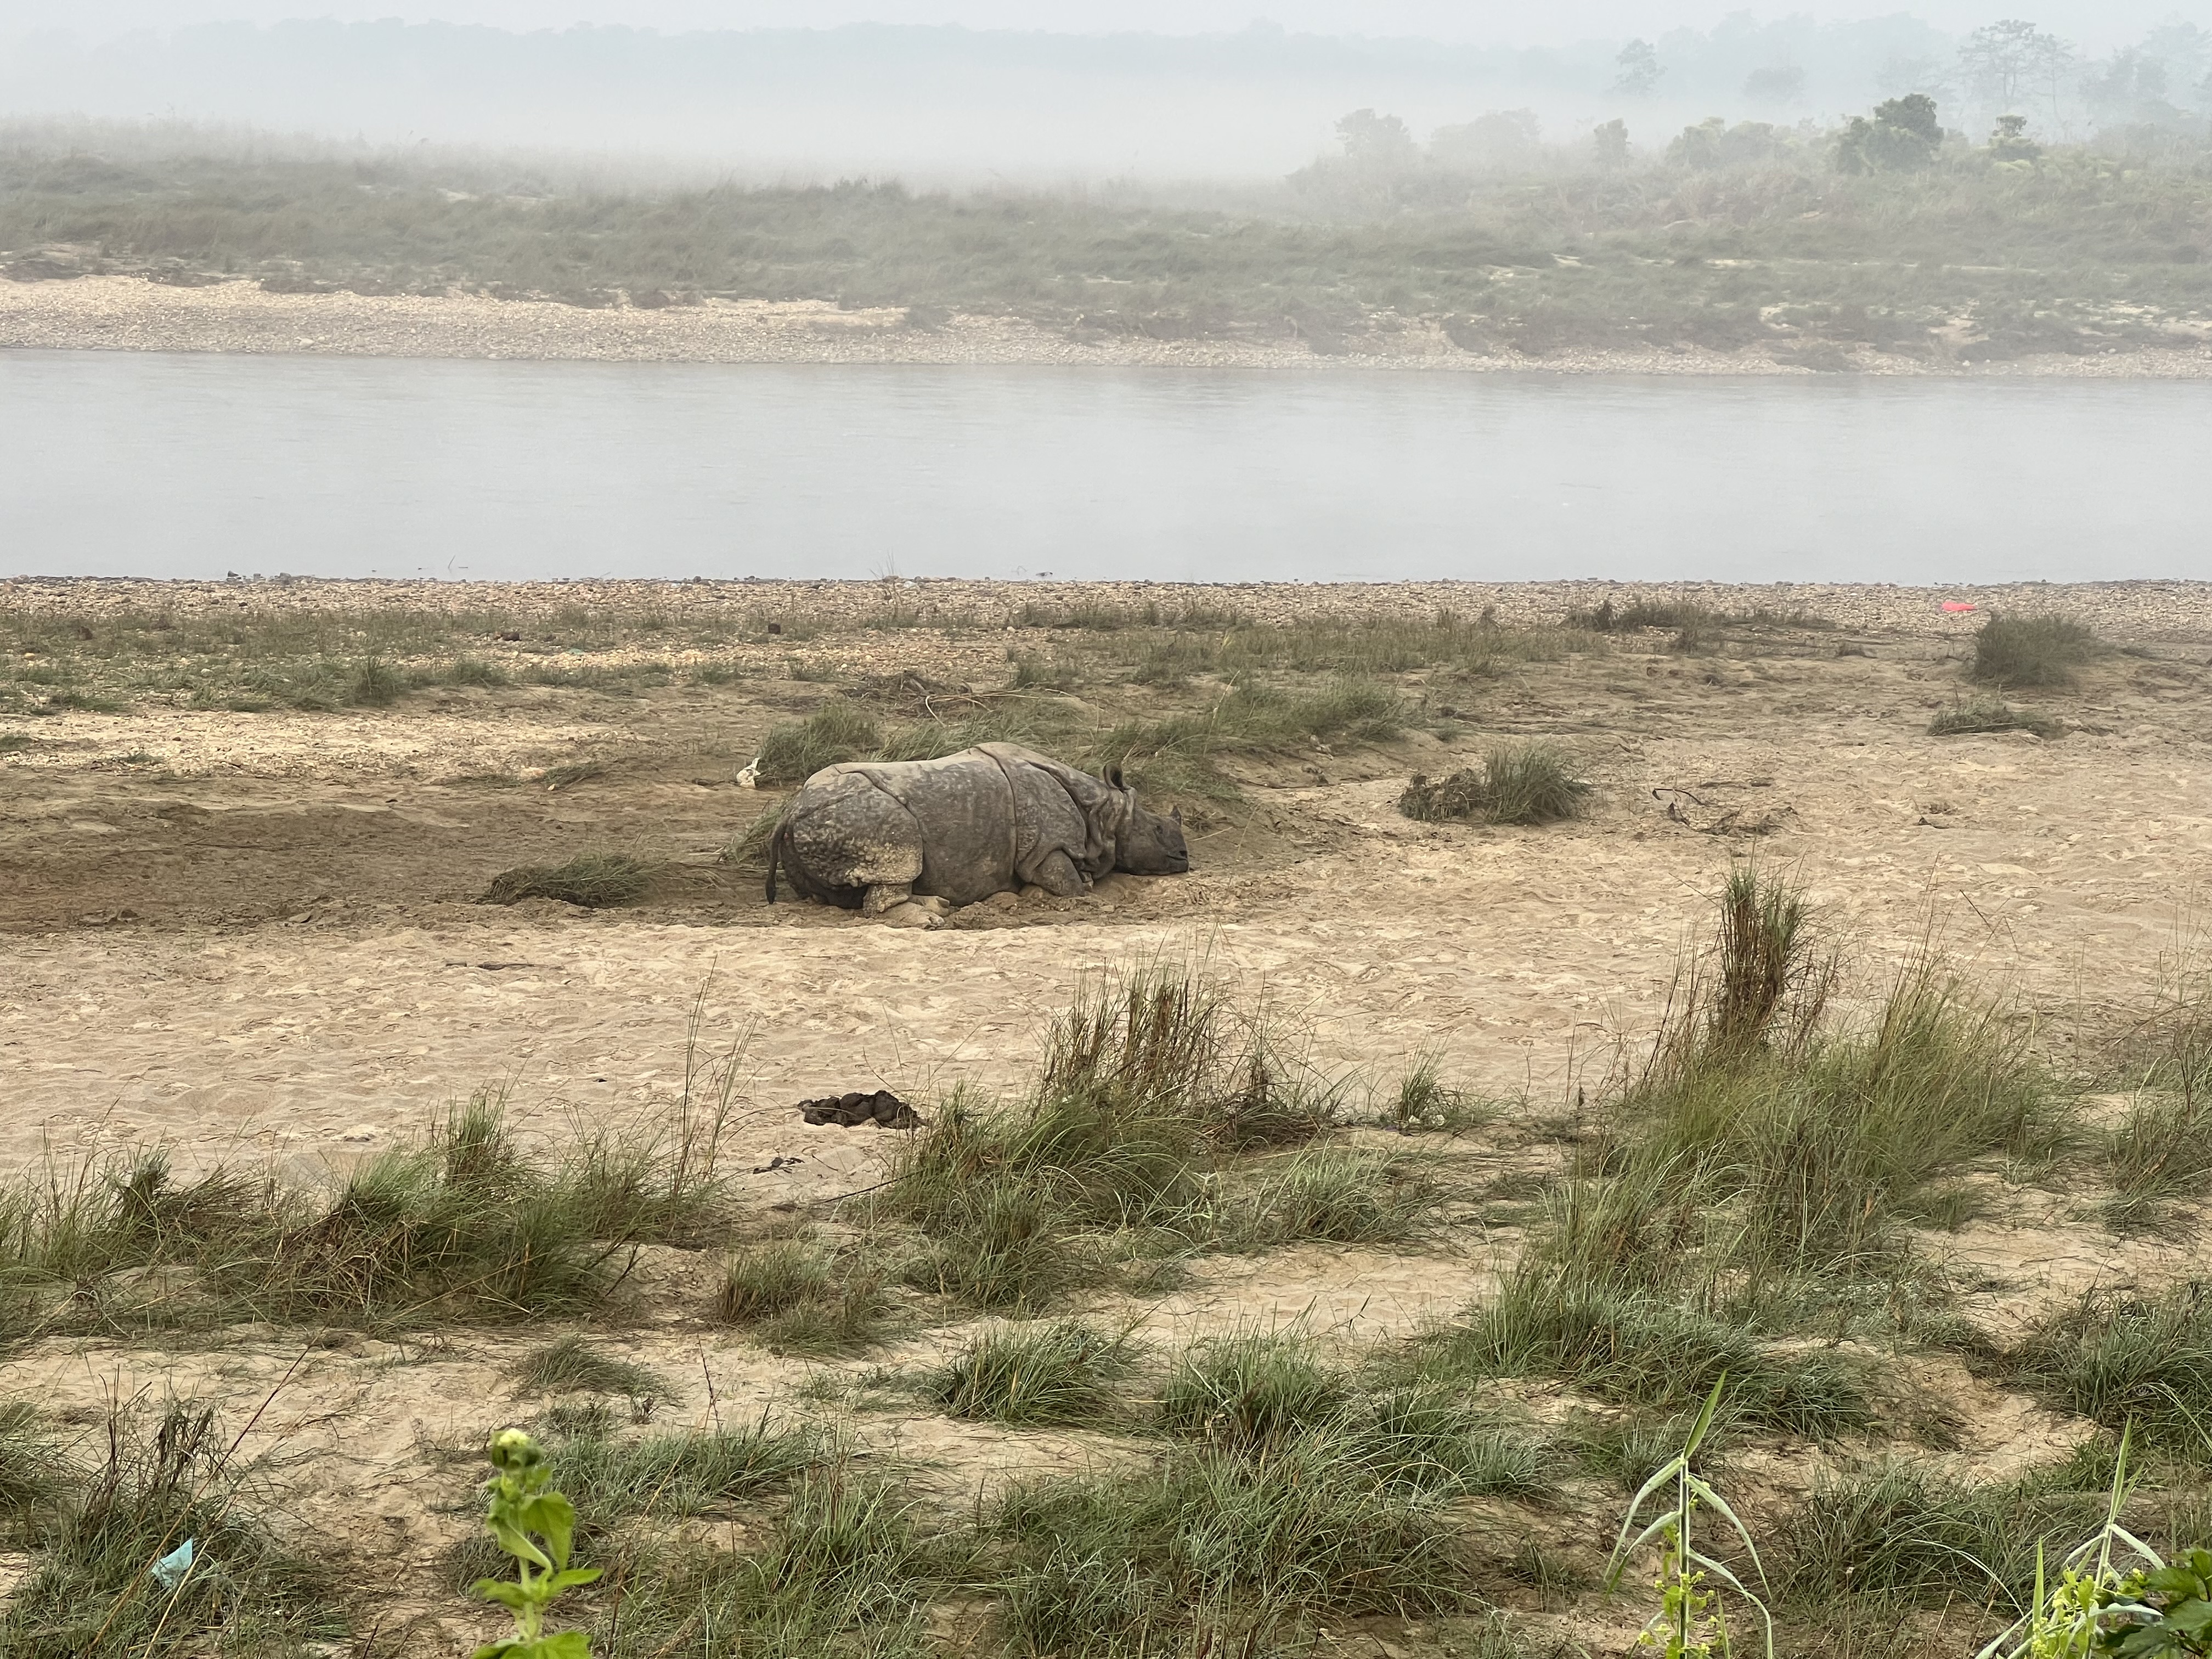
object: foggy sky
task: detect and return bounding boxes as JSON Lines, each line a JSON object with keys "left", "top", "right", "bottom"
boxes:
{"left": 3, "top": 4, "right": 2204, "bottom": 180}
{"left": 6, "top": 2, "right": 2197, "bottom": 53}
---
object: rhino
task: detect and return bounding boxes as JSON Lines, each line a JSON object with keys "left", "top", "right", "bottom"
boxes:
{"left": 766, "top": 742, "right": 1189, "bottom": 921}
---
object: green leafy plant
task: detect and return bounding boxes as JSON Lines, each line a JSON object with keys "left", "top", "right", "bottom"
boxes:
{"left": 471, "top": 1428, "right": 600, "bottom": 1659}
{"left": 1605, "top": 1378, "right": 1773, "bottom": 1659}
{"left": 1976, "top": 1426, "right": 2176, "bottom": 1659}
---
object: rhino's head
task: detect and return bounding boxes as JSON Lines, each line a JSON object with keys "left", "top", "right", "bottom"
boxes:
{"left": 1105, "top": 766, "right": 1189, "bottom": 876}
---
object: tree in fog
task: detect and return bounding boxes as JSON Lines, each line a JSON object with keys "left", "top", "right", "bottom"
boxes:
{"left": 1430, "top": 109, "right": 1541, "bottom": 172}
{"left": 1741, "top": 66, "right": 1807, "bottom": 105}
{"left": 2084, "top": 49, "right": 2172, "bottom": 126}
{"left": 1611, "top": 40, "right": 1662, "bottom": 98}
{"left": 1987, "top": 112, "right": 2043, "bottom": 161}
{"left": 1877, "top": 54, "right": 1956, "bottom": 104}
{"left": 1335, "top": 109, "right": 1417, "bottom": 170}
{"left": 1591, "top": 119, "right": 1630, "bottom": 169}
{"left": 1958, "top": 20, "right": 2075, "bottom": 123}
{"left": 1834, "top": 93, "right": 1945, "bottom": 172}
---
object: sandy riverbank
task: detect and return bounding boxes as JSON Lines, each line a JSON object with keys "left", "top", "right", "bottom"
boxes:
{"left": 10, "top": 274, "right": 2212, "bottom": 376}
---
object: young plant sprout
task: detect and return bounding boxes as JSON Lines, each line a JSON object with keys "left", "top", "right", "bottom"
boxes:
{"left": 1605, "top": 1378, "right": 1773, "bottom": 1659}
{"left": 470, "top": 1428, "right": 600, "bottom": 1659}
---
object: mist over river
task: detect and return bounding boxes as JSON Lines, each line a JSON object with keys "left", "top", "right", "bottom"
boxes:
{"left": 5, "top": 351, "right": 2205, "bottom": 585}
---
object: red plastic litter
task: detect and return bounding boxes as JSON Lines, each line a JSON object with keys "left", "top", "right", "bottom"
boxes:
{"left": 1940, "top": 601, "right": 1978, "bottom": 613}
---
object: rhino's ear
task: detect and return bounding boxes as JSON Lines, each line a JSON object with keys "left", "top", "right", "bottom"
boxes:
{"left": 1104, "top": 763, "right": 1125, "bottom": 790}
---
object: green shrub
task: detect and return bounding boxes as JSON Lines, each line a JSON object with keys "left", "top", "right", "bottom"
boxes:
{"left": 1969, "top": 615, "right": 2100, "bottom": 689}
{"left": 927, "top": 1319, "right": 1132, "bottom": 1426}
{"left": 483, "top": 851, "right": 657, "bottom": 907}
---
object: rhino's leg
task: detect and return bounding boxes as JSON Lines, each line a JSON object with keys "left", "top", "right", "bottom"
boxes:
{"left": 860, "top": 883, "right": 917, "bottom": 917}
{"left": 1029, "top": 848, "right": 1091, "bottom": 898}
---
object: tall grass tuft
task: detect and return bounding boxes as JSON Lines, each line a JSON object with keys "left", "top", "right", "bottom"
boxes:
{"left": 1970, "top": 614, "right": 2101, "bottom": 689}
{"left": 994, "top": 1431, "right": 1473, "bottom": 1658}
{"left": 1929, "top": 696, "right": 2061, "bottom": 738}
{"left": 593, "top": 1464, "right": 942, "bottom": 1659}
{"left": 509, "top": 1334, "right": 669, "bottom": 1398}
{"left": 885, "top": 959, "right": 1316, "bottom": 1309}
{"left": 1236, "top": 1144, "right": 1438, "bottom": 1245}
{"left": 0, "top": 1091, "right": 740, "bottom": 1332}
{"left": 1401, "top": 1272, "right": 1874, "bottom": 1438}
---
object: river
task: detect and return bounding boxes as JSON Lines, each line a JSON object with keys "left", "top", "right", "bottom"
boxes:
{"left": 4, "top": 350, "right": 2205, "bottom": 584}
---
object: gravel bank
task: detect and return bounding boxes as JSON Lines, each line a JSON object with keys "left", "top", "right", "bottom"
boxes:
{"left": 8, "top": 575, "right": 2212, "bottom": 643}
{"left": 10, "top": 275, "right": 2212, "bottom": 377}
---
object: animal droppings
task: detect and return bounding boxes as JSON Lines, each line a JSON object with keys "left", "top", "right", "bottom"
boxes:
{"left": 798, "top": 1090, "right": 921, "bottom": 1129}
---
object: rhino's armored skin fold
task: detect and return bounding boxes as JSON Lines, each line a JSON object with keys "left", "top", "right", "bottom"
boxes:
{"left": 768, "top": 742, "right": 1188, "bottom": 919}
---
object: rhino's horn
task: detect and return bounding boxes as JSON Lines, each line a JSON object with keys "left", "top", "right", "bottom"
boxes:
{"left": 1171, "top": 805, "right": 1182, "bottom": 823}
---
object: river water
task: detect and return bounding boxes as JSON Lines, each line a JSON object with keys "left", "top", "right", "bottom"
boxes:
{"left": 4, "top": 349, "right": 2205, "bottom": 584}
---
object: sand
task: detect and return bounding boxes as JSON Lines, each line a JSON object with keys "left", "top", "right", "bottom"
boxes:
{"left": 9, "top": 274, "right": 2212, "bottom": 376}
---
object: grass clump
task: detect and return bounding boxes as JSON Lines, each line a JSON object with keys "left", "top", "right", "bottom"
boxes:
{"left": 1398, "top": 742, "right": 1589, "bottom": 826}
{"left": 885, "top": 960, "right": 1315, "bottom": 1310}
{"left": 1406, "top": 1274, "right": 1874, "bottom": 1439}
{"left": 483, "top": 851, "right": 657, "bottom": 907}
{"left": 927, "top": 1319, "right": 1132, "bottom": 1426}
{"left": 1092, "top": 678, "right": 1404, "bottom": 797}
{"left": 1969, "top": 614, "right": 2101, "bottom": 689}
{"left": 753, "top": 701, "right": 882, "bottom": 785}
{"left": 1158, "top": 1333, "right": 1347, "bottom": 1449}
{"left": 1236, "top": 1144, "right": 1438, "bottom": 1245}
{"left": 2006, "top": 1283, "right": 2212, "bottom": 1464}
{"left": 549, "top": 1418, "right": 826, "bottom": 1520}
{"left": 590, "top": 1465, "right": 941, "bottom": 1659}
{"left": 714, "top": 1239, "right": 892, "bottom": 1355}
{"left": 1929, "top": 696, "right": 2062, "bottom": 738}
{"left": 0, "top": 1400, "right": 343, "bottom": 1658}
{"left": 1602, "top": 872, "right": 2059, "bottom": 1286}
{"left": 1776, "top": 1458, "right": 2109, "bottom": 1613}
{"left": 510, "top": 1333, "right": 670, "bottom": 1398}
{"left": 992, "top": 1436, "right": 1473, "bottom": 1658}
{"left": 0, "top": 1092, "right": 739, "bottom": 1333}
{"left": 0, "top": 1402, "right": 66, "bottom": 1529}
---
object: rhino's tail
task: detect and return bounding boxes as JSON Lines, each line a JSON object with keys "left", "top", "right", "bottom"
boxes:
{"left": 766, "top": 822, "right": 783, "bottom": 904}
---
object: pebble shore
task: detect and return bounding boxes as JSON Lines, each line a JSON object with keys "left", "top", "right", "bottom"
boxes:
{"left": 8, "top": 575, "right": 2211, "bottom": 643}
{"left": 9, "top": 275, "right": 2212, "bottom": 378}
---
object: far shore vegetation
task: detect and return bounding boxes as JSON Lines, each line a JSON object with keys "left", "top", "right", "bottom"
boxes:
{"left": 5, "top": 80, "right": 2211, "bottom": 362}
